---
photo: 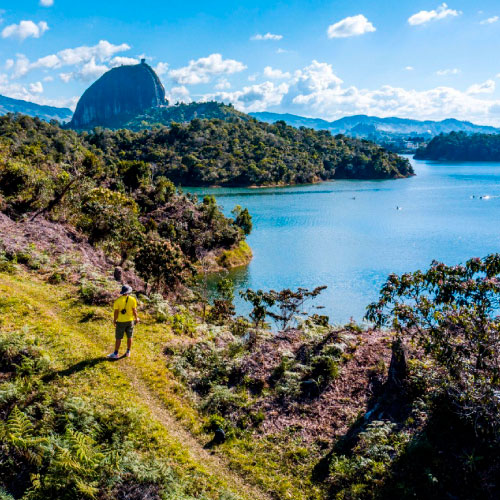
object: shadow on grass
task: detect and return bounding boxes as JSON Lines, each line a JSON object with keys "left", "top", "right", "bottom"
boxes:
{"left": 43, "top": 355, "right": 124, "bottom": 381}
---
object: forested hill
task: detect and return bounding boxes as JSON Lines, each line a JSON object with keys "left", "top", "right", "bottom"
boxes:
{"left": 0, "top": 94, "right": 73, "bottom": 122}
{"left": 415, "top": 131, "right": 500, "bottom": 161}
{"left": 85, "top": 117, "right": 413, "bottom": 185}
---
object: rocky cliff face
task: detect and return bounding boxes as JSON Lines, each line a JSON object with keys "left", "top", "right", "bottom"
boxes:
{"left": 69, "top": 60, "right": 167, "bottom": 129}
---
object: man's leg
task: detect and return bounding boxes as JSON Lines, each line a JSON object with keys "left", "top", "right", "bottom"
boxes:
{"left": 125, "top": 323, "right": 134, "bottom": 356}
{"left": 108, "top": 324, "right": 124, "bottom": 358}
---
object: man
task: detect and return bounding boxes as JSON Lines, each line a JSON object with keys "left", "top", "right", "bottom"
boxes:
{"left": 107, "top": 284, "right": 139, "bottom": 359}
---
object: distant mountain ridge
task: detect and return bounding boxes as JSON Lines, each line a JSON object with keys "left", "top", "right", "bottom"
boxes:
{"left": 249, "top": 112, "right": 500, "bottom": 137}
{"left": 0, "top": 94, "right": 72, "bottom": 123}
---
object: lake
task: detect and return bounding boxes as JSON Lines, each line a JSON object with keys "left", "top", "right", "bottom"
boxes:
{"left": 188, "top": 157, "right": 500, "bottom": 325}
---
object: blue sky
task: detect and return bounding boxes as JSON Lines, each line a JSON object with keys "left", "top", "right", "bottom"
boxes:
{"left": 2, "top": 0, "right": 500, "bottom": 124}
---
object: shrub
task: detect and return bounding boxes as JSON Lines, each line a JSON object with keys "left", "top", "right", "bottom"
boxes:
{"left": 309, "top": 355, "right": 340, "bottom": 385}
{"left": 366, "top": 255, "right": 500, "bottom": 434}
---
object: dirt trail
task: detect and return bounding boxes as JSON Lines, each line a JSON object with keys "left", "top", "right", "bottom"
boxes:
{"left": 119, "top": 361, "right": 272, "bottom": 500}
{"left": 6, "top": 275, "right": 271, "bottom": 500}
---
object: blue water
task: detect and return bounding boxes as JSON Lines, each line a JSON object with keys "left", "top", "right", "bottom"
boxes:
{"left": 187, "top": 157, "right": 500, "bottom": 324}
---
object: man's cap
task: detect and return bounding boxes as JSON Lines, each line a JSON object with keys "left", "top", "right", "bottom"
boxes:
{"left": 120, "top": 284, "right": 133, "bottom": 295}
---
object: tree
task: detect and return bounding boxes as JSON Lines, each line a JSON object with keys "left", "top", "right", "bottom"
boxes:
{"left": 135, "top": 237, "right": 193, "bottom": 292}
{"left": 366, "top": 254, "right": 500, "bottom": 434}
{"left": 239, "top": 289, "right": 275, "bottom": 328}
{"left": 78, "top": 187, "right": 143, "bottom": 262}
{"left": 265, "top": 286, "right": 327, "bottom": 330}
{"left": 208, "top": 277, "right": 235, "bottom": 324}
{"left": 232, "top": 205, "right": 253, "bottom": 235}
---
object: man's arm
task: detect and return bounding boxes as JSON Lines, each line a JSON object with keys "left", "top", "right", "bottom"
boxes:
{"left": 113, "top": 309, "right": 119, "bottom": 325}
{"left": 133, "top": 307, "right": 140, "bottom": 323}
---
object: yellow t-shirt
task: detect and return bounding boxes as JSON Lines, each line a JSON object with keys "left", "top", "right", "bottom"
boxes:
{"left": 114, "top": 295, "right": 137, "bottom": 323}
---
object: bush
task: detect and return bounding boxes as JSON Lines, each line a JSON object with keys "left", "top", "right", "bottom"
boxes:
{"left": 78, "top": 279, "right": 113, "bottom": 305}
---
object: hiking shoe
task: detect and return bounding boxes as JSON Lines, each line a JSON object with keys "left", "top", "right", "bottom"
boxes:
{"left": 107, "top": 352, "right": 119, "bottom": 359}
{"left": 125, "top": 351, "right": 131, "bottom": 358}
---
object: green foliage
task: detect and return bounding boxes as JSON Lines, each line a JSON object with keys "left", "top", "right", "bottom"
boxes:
{"left": 208, "top": 278, "right": 235, "bottom": 324}
{"left": 232, "top": 206, "right": 252, "bottom": 235}
{"left": 136, "top": 237, "right": 193, "bottom": 292}
{"left": 240, "top": 286, "right": 327, "bottom": 330}
{"left": 366, "top": 254, "right": 500, "bottom": 434}
{"left": 0, "top": 114, "right": 250, "bottom": 286}
{"left": 83, "top": 110, "right": 413, "bottom": 185}
{"left": 416, "top": 131, "right": 500, "bottom": 161}
{"left": 329, "top": 421, "right": 409, "bottom": 499}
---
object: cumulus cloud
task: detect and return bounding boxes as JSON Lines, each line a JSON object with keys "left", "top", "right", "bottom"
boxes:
{"left": 263, "top": 66, "right": 291, "bottom": 79}
{"left": 207, "top": 81, "right": 289, "bottom": 112}
{"left": 40, "top": 0, "right": 54, "bottom": 6}
{"left": 169, "top": 53, "right": 246, "bottom": 85}
{"left": 436, "top": 68, "right": 460, "bottom": 76}
{"left": 154, "top": 62, "right": 169, "bottom": 76}
{"left": 467, "top": 79, "right": 495, "bottom": 95}
{"left": 405, "top": 66, "right": 414, "bottom": 71}
{"left": 408, "top": 3, "right": 461, "bottom": 26}
{"left": 0, "top": 72, "right": 77, "bottom": 109}
{"left": 2, "top": 20, "right": 49, "bottom": 41}
{"left": 7, "top": 40, "right": 131, "bottom": 79}
{"left": 327, "top": 14, "right": 375, "bottom": 38}
{"left": 167, "top": 85, "right": 191, "bottom": 104}
{"left": 204, "top": 60, "right": 500, "bottom": 125}
{"left": 28, "top": 81, "right": 43, "bottom": 93}
{"left": 215, "top": 78, "right": 231, "bottom": 90}
{"left": 109, "top": 56, "right": 139, "bottom": 67}
{"left": 251, "top": 33, "right": 283, "bottom": 41}
{"left": 480, "top": 16, "right": 499, "bottom": 25}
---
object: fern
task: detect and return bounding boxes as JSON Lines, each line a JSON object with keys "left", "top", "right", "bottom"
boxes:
{"left": 6, "top": 406, "right": 33, "bottom": 443}
{"left": 75, "top": 479, "right": 99, "bottom": 498}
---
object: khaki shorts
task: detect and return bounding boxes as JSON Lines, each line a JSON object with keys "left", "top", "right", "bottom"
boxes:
{"left": 115, "top": 321, "right": 134, "bottom": 340}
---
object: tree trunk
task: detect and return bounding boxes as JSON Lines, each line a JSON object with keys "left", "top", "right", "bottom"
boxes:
{"left": 387, "top": 338, "right": 407, "bottom": 389}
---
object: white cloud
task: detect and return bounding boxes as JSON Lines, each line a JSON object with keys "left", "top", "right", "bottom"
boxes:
{"left": 59, "top": 72, "right": 72, "bottom": 83}
{"left": 28, "top": 81, "right": 43, "bottom": 93}
{"left": 251, "top": 33, "right": 283, "bottom": 41}
{"left": 480, "top": 16, "right": 499, "bottom": 25}
{"left": 59, "top": 58, "right": 109, "bottom": 83}
{"left": 40, "top": 0, "right": 54, "bottom": 6}
{"left": 207, "top": 81, "right": 289, "bottom": 112}
{"left": 0, "top": 74, "right": 77, "bottom": 109}
{"left": 436, "top": 68, "right": 460, "bottom": 76}
{"left": 169, "top": 53, "right": 246, "bottom": 85}
{"left": 2, "top": 20, "right": 49, "bottom": 41}
{"left": 408, "top": 3, "right": 461, "bottom": 26}
{"left": 7, "top": 40, "right": 130, "bottom": 79}
{"left": 215, "top": 78, "right": 231, "bottom": 90}
{"left": 57, "top": 40, "right": 130, "bottom": 66}
{"left": 327, "top": 14, "right": 376, "bottom": 38}
{"left": 276, "top": 48, "right": 288, "bottom": 54}
{"left": 263, "top": 66, "right": 291, "bottom": 79}
{"left": 11, "top": 54, "right": 31, "bottom": 78}
{"left": 168, "top": 85, "right": 191, "bottom": 104}
{"left": 42, "top": 75, "right": 53, "bottom": 82}
{"left": 405, "top": 66, "right": 414, "bottom": 71}
{"left": 154, "top": 62, "right": 169, "bottom": 76}
{"left": 109, "top": 56, "right": 139, "bottom": 67}
{"left": 205, "top": 59, "right": 500, "bottom": 125}
{"left": 78, "top": 58, "right": 109, "bottom": 81}
{"left": 467, "top": 79, "right": 495, "bottom": 95}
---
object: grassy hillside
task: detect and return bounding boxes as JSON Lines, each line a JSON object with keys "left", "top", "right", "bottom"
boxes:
{"left": 2, "top": 251, "right": 499, "bottom": 499}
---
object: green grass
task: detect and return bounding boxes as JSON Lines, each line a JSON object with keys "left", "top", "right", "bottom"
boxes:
{"left": 0, "top": 271, "right": 260, "bottom": 500}
{"left": 0, "top": 270, "right": 325, "bottom": 500}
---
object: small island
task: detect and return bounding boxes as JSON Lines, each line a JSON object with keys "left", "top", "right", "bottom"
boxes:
{"left": 415, "top": 131, "right": 500, "bottom": 161}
